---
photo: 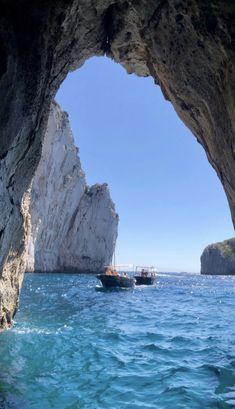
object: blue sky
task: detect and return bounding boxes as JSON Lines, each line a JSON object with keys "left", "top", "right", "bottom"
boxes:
{"left": 56, "top": 56, "right": 234, "bottom": 273}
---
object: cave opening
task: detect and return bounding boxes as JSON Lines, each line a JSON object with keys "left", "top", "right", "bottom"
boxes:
{"left": 0, "top": 1, "right": 233, "bottom": 327}
{"left": 56, "top": 56, "right": 234, "bottom": 273}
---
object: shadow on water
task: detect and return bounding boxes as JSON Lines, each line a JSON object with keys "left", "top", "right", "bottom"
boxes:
{"left": 0, "top": 384, "right": 25, "bottom": 409}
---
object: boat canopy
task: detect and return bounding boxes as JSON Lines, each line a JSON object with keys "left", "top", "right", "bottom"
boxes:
{"left": 135, "top": 266, "right": 157, "bottom": 273}
{"left": 104, "top": 264, "right": 134, "bottom": 272}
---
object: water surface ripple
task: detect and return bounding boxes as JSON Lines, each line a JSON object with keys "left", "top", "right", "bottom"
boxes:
{"left": 0, "top": 273, "right": 235, "bottom": 408}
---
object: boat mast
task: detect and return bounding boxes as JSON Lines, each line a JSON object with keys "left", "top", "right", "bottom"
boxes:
{"left": 113, "top": 248, "right": 116, "bottom": 271}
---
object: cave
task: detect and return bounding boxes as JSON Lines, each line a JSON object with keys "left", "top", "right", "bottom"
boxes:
{"left": 0, "top": 0, "right": 234, "bottom": 328}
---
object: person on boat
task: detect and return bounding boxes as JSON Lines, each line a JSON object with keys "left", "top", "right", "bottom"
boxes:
{"left": 123, "top": 272, "right": 128, "bottom": 277}
{"left": 105, "top": 267, "right": 113, "bottom": 275}
{"left": 141, "top": 269, "right": 148, "bottom": 277}
{"left": 113, "top": 270, "right": 118, "bottom": 276}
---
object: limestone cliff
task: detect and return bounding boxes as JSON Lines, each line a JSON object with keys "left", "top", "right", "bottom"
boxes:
{"left": 201, "top": 238, "right": 235, "bottom": 275}
{"left": 27, "top": 102, "right": 118, "bottom": 273}
{"left": 0, "top": 0, "right": 235, "bottom": 327}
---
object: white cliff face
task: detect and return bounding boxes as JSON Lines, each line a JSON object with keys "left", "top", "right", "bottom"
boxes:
{"left": 27, "top": 102, "right": 118, "bottom": 273}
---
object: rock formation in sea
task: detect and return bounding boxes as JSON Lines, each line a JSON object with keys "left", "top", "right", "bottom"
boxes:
{"left": 27, "top": 102, "right": 118, "bottom": 273}
{"left": 0, "top": 1, "right": 235, "bottom": 327}
{"left": 201, "top": 238, "right": 235, "bottom": 275}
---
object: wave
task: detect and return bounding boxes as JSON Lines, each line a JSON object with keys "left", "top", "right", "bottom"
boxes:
{"left": 11, "top": 324, "right": 73, "bottom": 335}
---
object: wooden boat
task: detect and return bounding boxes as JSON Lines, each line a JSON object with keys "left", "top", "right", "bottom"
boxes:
{"left": 134, "top": 266, "right": 157, "bottom": 286}
{"left": 96, "top": 273, "right": 135, "bottom": 289}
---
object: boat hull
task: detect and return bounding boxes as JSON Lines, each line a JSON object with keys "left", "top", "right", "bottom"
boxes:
{"left": 96, "top": 274, "right": 135, "bottom": 288}
{"left": 134, "top": 276, "right": 156, "bottom": 285}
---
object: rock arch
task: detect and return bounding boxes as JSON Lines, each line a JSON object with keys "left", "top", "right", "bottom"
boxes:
{"left": 0, "top": 0, "right": 234, "bottom": 328}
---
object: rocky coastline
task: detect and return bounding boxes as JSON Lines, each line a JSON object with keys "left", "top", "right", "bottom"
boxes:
{"left": 201, "top": 238, "right": 235, "bottom": 275}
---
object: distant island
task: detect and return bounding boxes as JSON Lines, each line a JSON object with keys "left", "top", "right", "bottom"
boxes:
{"left": 201, "top": 238, "right": 235, "bottom": 275}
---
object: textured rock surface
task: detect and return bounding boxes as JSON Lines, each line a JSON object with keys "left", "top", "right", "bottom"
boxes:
{"left": 201, "top": 238, "right": 235, "bottom": 275}
{"left": 27, "top": 102, "right": 118, "bottom": 273}
{"left": 0, "top": 0, "right": 235, "bottom": 327}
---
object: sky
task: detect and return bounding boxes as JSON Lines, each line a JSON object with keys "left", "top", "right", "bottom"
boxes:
{"left": 56, "top": 56, "right": 234, "bottom": 273}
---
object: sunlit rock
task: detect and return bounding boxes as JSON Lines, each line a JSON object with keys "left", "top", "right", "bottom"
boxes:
{"left": 201, "top": 238, "right": 235, "bottom": 275}
{"left": 27, "top": 102, "right": 118, "bottom": 273}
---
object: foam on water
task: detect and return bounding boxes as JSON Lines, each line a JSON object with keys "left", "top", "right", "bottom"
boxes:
{"left": 0, "top": 272, "right": 235, "bottom": 409}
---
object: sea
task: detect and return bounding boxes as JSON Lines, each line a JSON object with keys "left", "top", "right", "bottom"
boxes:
{"left": 0, "top": 272, "right": 235, "bottom": 409}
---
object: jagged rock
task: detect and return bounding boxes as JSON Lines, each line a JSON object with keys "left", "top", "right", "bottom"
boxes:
{"left": 201, "top": 238, "right": 235, "bottom": 275}
{"left": 0, "top": 1, "right": 235, "bottom": 327}
{"left": 27, "top": 102, "right": 118, "bottom": 273}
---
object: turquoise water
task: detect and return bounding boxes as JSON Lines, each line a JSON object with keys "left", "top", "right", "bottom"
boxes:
{"left": 0, "top": 273, "right": 235, "bottom": 409}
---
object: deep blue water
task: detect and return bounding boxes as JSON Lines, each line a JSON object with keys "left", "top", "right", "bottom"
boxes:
{"left": 0, "top": 273, "right": 235, "bottom": 409}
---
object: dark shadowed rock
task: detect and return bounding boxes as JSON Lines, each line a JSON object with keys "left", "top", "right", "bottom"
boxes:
{"left": 201, "top": 238, "right": 235, "bottom": 275}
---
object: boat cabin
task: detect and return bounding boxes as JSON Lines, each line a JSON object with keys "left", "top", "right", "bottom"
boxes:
{"left": 134, "top": 266, "right": 157, "bottom": 285}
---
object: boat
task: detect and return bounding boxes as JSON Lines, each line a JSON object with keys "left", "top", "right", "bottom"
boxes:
{"left": 96, "top": 273, "right": 135, "bottom": 289}
{"left": 134, "top": 266, "right": 157, "bottom": 285}
{"left": 96, "top": 264, "right": 135, "bottom": 289}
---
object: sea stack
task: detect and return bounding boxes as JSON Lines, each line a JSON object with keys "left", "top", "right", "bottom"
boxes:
{"left": 26, "top": 101, "right": 118, "bottom": 273}
{"left": 201, "top": 238, "right": 235, "bottom": 275}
